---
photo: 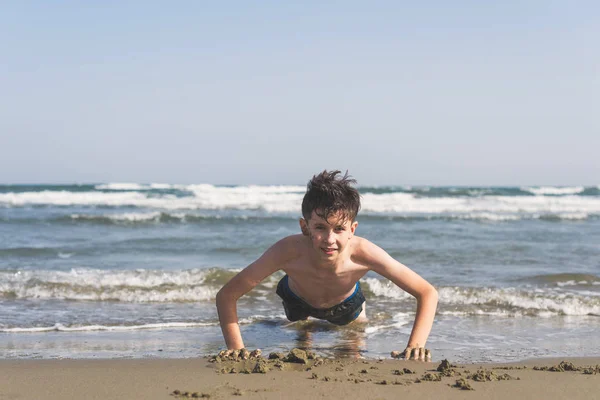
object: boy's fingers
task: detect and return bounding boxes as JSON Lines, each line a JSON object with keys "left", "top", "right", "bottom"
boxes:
{"left": 399, "top": 347, "right": 431, "bottom": 361}
{"left": 411, "top": 347, "right": 418, "bottom": 360}
{"left": 416, "top": 348, "right": 424, "bottom": 361}
{"left": 401, "top": 346, "right": 432, "bottom": 361}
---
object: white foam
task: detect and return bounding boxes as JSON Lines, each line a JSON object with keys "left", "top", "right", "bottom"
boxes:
{"left": 363, "top": 278, "right": 412, "bottom": 300}
{"left": 96, "top": 183, "right": 185, "bottom": 190}
{"left": 364, "top": 278, "right": 600, "bottom": 316}
{"left": 437, "top": 311, "right": 470, "bottom": 316}
{"left": 437, "top": 286, "right": 600, "bottom": 316}
{"left": 0, "top": 190, "right": 153, "bottom": 207}
{"left": 522, "top": 186, "right": 585, "bottom": 196}
{"left": 238, "top": 314, "right": 288, "bottom": 324}
{"left": 150, "top": 183, "right": 177, "bottom": 189}
{"left": 552, "top": 213, "right": 589, "bottom": 220}
{"left": 184, "top": 184, "right": 305, "bottom": 213}
{"left": 0, "top": 321, "right": 216, "bottom": 333}
{"left": 0, "top": 268, "right": 218, "bottom": 302}
{"left": 364, "top": 311, "right": 412, "bottom": 334}
{"left": 452, "top": 213, "right": 521, "bottom": 221}
{"left": 95, "top": 183, "right": 150, "bottom": 191}
{"left": 1, "top": 186, "right": 599, "bottom": 219}
{"left": 0, "top": 185, "right": 306, "bottom": 212}
{"left": 71, "top": 212, "right": 162, "bottom": 222}
{"left": 553, "top": 280, "right": 600, "bottom": 287}
{"left": 361, "top": 193, "right": 600, "bottom": 216}
{"left": 556, "top": 280, "right": 578, "bottom": 287}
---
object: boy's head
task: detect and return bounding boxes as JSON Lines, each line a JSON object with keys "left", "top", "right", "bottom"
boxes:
{"left": 301, "top": 170, "right": 361, "bottom": 224}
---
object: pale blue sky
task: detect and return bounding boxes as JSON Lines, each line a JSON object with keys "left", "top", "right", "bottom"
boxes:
{"left": 1, "top": 1, "right": 598, "bottom": 185}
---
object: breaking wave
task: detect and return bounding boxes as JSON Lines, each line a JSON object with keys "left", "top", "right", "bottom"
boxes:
{"left": 0, "top": 268, "right": 280, "bottom": 303}
{"left": 2, "top": 269, "right": 598, "bottom": 316}
{"left": 364, "top": 278, "right": 600, "bottom": 316}
{"left": 1, "top": 184, "right": 599, "bottom": 221}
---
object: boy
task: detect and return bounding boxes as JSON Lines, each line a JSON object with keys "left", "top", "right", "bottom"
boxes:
{"left": 216, "top": 170, "right": 438, "bottom": 361}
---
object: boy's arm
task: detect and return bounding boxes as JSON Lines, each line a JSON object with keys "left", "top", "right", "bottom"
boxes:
{"left": 215, "top": 238, "right": 291, "bottom": 350}
{"left": 359, "top": 239, "right": 438, "bottom": 360}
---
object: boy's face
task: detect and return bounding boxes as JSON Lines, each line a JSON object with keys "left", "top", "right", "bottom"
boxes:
{"left": 300, "top": 210, "right": 358, "bottom": 262}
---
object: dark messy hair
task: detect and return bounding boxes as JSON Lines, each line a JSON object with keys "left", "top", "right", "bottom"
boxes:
{"left": 301, "top": 170, "right": 361, "bottom": 223}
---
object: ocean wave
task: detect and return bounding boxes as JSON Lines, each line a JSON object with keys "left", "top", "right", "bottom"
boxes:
{"left": 2, "top": 188, "right": 600, "bottom": 220}
{"left": 0, "top": 268, "right": 277, "bottom": 303}
{"left": 70, "top": 212, "right": 165, "bottom": 223}
{"left": 0, "top": 247, "right": 61, "bottom": 257}
{"left": 64, "top": 212, "right": 295, "bottom": 225}
{"left": 95, "top": 183, "right": 153, "bottom": 191}
{"left": 525, "top": 273, "right": 600, "bottom": 287}
{"left": 522, "top": 186, "right": 585, "bottom": 196}
{"left": 0, "top": 186, "right": 306, "bottom": 212}
{"left": 0, "top": 268, "right": 219, "bottom": 302}
{"left": 61, "top": 211, "right": 597, "bottom": 225}
{"left": 3, "top": 211, "right": 596, "bottom": 227}
{"left": 3, "top": 268, "right": 599, "bottom": 315}
{"left": 363, "top": 278, "right": 600, "bottom": 316}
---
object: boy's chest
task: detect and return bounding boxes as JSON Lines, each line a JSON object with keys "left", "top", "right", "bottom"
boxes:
{"left": 282, "top": 259, "right": 368, "bottom": 308}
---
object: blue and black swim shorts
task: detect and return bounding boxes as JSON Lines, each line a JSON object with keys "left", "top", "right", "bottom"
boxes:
{"left": 276, "top": 275, "right": 365, "bottom": 326}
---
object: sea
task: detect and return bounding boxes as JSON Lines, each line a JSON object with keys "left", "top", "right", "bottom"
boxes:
{"left": 1, "top": 183, "right": 599, "bottom": 363}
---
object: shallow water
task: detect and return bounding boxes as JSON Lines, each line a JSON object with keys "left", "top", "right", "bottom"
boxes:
{"left": 1, "top": 184, "right": 599, "bottom": 362}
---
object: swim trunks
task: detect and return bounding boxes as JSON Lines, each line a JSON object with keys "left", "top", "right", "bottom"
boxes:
{"left": 276, "top": 275, "right": 365, "bottom": 326}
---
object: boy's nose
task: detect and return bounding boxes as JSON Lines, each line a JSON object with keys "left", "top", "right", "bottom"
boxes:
{"left": 325, "top": 232, "right": 336, "bottom": 243}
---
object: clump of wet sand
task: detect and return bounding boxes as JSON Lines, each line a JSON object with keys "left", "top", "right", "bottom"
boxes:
{"left": 534, "top": 361, "right": 580, "bottom": 372}
{"left": 392, "top": 368, "right": 415, "bottom": 376}
{"left": 582, "top": 365, "right": 600, "bottom": 375}
{"left": 416, "top": 372, "right": 442, "bottom": 382}
{"left": 170, "top": 390, "right": 211, "bottom": 398}
{"left": 468, "top": 368, "right": 518, "bottom": 382}
{"left": 436, "top": 359, "right": 460, "bottom": 377}
{"left": 533, "top": 361, "right": 600, "bottom": 375}
{"left": 451, "top": 378, "right": 474, "bottom": 391}
{"left": 208, "top": 348, "right": 326, "bottom": 375}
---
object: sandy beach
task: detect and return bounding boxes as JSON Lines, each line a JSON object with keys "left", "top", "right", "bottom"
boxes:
{"left": 1, "top": 351, "right": 598, "bottom": 400}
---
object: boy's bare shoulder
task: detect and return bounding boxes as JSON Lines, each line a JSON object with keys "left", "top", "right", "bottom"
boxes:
{"left": 351, "top": 236, "right": 378, "bottom": 253}
{"left": 350, "top": 236, "right": 389, "bottom": 266}
{"left": 268, "top": 234, "right": 306, "bottom": 263}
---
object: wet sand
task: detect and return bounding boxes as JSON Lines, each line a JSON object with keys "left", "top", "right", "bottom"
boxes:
{"left": 1, "top": 352, "right": 598, "bottom": 400}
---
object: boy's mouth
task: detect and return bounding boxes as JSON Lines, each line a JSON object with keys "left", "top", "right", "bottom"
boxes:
{"left": 321, "top": 247, "right": 337, "bottom": 254}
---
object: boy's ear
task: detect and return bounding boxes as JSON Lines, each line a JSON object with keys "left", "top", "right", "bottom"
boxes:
{"left": 299, "top": 218, "right": 309, "bottom": 236}
{"left": 350, "top": 221, "right": 358, "bottom": 235}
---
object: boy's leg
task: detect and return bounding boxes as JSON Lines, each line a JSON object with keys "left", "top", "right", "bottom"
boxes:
{"left": 353, "top": 302, "right": 368, "bottom": 323}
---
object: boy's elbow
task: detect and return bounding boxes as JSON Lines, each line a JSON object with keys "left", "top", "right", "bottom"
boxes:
{"left": 430, "top": 286, "right": 439, "bottom": 303}
{"left": 216, "top": 286, "right": 238, "bottom": 307}
{"left": 418, "top": 285, "right": 438, "bottom": 304}
{"left": 215, "top": 287, "right": 228, "bottom": 307}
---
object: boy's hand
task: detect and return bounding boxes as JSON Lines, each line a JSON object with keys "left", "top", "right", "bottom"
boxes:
{"left": 405, "top": 346, "right": 431, "bottom": 361}
{"left": 391, "top": 346, "right": 432, "bottom": 361}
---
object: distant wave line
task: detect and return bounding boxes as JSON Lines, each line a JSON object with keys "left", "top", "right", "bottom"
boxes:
{"left": 3, "top": 211, "right": 597, "bottom": 226}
